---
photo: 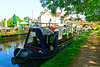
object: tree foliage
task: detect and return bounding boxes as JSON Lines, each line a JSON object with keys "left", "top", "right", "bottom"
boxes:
{"left": 16, "top": 15, "right": 23, "bottom": 23}
{"left": 0, "top": 20, "right": 5, "bottom": 26}
{"left": 60, "top": 16, "right": 64, "bottom": 21}
{"left": 8, "top": 15, "right": 23, "bottom": 27}
{"left": 40, "top": 0, "right": 100, "bottom": 22}
{"left": 0, "top": 15, "right": 23, "bottom": 27}
{"left": 7, "top": 18, "right": 14, "bottom": 27}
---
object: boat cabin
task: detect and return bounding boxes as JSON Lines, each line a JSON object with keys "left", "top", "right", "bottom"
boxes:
{"left": 24, "top": 27, "right": 58, "bottom": 53}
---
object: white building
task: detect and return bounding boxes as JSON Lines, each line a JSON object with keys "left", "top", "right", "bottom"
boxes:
{"left": 38, "top": 9, "right": 68, "bottom": 26}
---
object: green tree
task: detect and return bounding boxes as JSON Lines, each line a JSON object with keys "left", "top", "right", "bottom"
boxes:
{"left": 1, "top": 20, "right": 5, "bottom": 26}
{"left": 40, "top": 0, "right": 100, "bottom": 22}
{"left": 16, "top": 15, "right": 23, "bottom": 23}
{"left": 60, "top": 16, "right": 64, "bottom": 23}
{"left": 6, "top": 15, "right": 23, "bottom": 27}
{"left": 7, "top": 18, "right": 14, "bottom": 27}
{"left": 0, "top": 15, "right": 23, "bottom": 27}
{"left": 76, "top": 15, "right": 81, "bottom": 21}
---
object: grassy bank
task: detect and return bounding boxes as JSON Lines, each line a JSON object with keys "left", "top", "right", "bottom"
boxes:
{"left": 0, "top": 31, "right": 28, "bottom": 36}
{"left": 41, "top": 31, "right": 93, "bottom": 67}
{"left": 99, "top": 40, "right": 100, "bottom": 45}
{"left": 0, "top": 31, "right": 28, "bottom": 40}
{"left": 97, "top": 31, "right": 100, "bottom": 36}
{"left": 97, "top": 31, "right": 100, "bottom": 45}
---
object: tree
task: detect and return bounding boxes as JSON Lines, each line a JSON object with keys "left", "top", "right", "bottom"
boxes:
{"left": 40, "top": 0, "right": 100, "bottom": 22}
{"left": 0, "top": 20, "right": 5, "bottom": 26}
{"left": 60, "top": 16, "right": 64, "bottom": 23}
{"left": 13, "top": 14, "right": 17, "bottom": 24}
{"left": 76, "top": 15, "right": 81, "bottom": 21}
{"left": 7, "top": 18, "right": 14, "bottom": 27}
{"left": 8, "top": 15, "right": 23, "bottom": 27}
{"left": 0, "top": 15, "right": 23, "bottom": 27}
{"left": 12, "top": 14, "right": 23, "bottom": 24}
{"left": 16, "top": 15, "right": 23, "bottom": 23}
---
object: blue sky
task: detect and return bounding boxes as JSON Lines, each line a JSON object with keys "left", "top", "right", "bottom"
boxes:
{"left": 0, "top": 0, "right": 44, "bottom": 21}
{"left": 0, "top": 0, "right": 85, "bottom": 21}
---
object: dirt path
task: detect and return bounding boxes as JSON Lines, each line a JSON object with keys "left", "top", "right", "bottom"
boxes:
{"left": 69, "top": 31, "right": 100, "bottom": 67}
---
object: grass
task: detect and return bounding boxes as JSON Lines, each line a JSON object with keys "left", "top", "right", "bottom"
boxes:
{"left": 97, "top": 31, "right": 100, "bottom": 36}
{"left": 99, "top": 40, "right": 100, "bottom": 45}
{"left": 97, "top": 31, "right": 100, "bottom": 45}
{"left": 40, "top": 31, "right": 91, "bottom": 67}
{"left": 0, "top": 31, "right": 28, "bottom": 36}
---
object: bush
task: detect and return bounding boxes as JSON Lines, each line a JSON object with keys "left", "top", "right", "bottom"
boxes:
{"left": 7, "top": 29, "right": 10, "bottom": 31}
{"left": 69, "top": 33, "right": 72, "bottom": 36}
{"left": 0, "top": 37, "right": 4, "bottom": 40}
{"left": 15, "top": 28, "right": 18, "bottom": 30}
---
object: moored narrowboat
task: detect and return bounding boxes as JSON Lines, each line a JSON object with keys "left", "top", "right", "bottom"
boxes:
{"left": 11, "top": 27, "right": 75, "bottom": 65}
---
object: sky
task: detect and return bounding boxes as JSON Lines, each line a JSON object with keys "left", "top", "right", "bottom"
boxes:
{"left": 0, "top": 0, "right": 85, "bottom": 21}
{"left": 0, "top": 0, "right": 44, "bottom": 21}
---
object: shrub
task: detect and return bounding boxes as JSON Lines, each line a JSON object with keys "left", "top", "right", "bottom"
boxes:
{"left": 7, "top": 29, "right": 10, "bottom": 31}
{"left": 15, "top": 28, "right": 18, "bottom": 30}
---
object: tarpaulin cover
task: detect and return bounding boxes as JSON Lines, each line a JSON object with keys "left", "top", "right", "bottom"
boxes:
{"left": 40, "top": 27, "right": 54, "bottom": 35}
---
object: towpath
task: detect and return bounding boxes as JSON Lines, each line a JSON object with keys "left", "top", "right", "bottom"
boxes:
{"left": 69, "top": 31, "right": 100, "bottom": 67}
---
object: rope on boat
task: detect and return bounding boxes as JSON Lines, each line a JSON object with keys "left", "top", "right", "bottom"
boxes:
{"left": 14, "top": 49, "right": 28, "bottom": 64}
{"left": 19, "top": 58, "right": 28, "bottom": 63}
{"left": 16, "top": 49, "right": 22, "bottom": 57}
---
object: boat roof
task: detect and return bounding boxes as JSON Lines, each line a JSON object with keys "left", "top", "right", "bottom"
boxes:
{"left": 40, "top": 27, "right": 54, "bottom": 35}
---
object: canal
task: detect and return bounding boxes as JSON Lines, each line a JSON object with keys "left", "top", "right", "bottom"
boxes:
{"left": 0, "top": 39, "right": 26, "bottom": 67}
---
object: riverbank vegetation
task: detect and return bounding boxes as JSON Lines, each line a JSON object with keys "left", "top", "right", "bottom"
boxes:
{"left": 97, "top": 31, "right": 100, "bottom": 36}
{"left": 41, "top": 30, "right": 94, "bottom": 67}
{"left": 99, "top": 40, "right": 100, "bottom": 45}
{"left": 97, "top": 31, "right": 100, "bottom": 45}
{"left": 0, "top": 15, "right": 23, "bottom": 27}
{"left": 0, "top": 31, "right": 28, "bottom": 36}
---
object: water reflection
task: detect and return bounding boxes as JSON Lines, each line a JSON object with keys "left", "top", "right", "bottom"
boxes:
{"left": 0, "top": 45, "right": 3, "bottom": 52}
{"left": 0, "top": 39, "right": 26, "bottom": 67}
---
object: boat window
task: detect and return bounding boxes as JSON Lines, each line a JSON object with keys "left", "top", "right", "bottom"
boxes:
{"left": 50, "top": 35, "right": 54, "bottom": 43}
{"left": 43, "top": 35, "right": 54, "bottom": 51}
{"left": 63, "top": 28, "right": 66, "bottom": 35}
{"left": 26, "top": 31, "right": 42, "bottom": 48}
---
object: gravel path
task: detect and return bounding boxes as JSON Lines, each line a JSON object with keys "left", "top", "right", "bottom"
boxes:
{"left": 69, "top": 31, "right": 100, "bottom": 67}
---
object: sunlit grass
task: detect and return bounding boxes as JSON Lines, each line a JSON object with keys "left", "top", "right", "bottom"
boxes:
{"left": 97, "top": 31, "right": 100, "bottom": 36}
{"left": 99, "top": 40, "right": 100, "bottom": 45}
{"left": 97, "top": 31, "right": 100, "bottom": 45}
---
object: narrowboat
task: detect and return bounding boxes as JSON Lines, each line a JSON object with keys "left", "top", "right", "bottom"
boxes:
{"left": 11, "top": 27, "right": 76, "bottom": 65}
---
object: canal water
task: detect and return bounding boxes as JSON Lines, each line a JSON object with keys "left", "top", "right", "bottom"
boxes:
{"left": 0, "top": 39, "right": 26, "bottom": 67}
